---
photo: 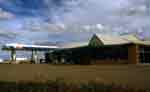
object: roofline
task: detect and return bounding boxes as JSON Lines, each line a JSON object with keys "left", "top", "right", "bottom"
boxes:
{"left": 2, "top": 42, "right": 150, "bottom": 51}
{"left": 2, "top": 46, "right": 58, "bottom": 51}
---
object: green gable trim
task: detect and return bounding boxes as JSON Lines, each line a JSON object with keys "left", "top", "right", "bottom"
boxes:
{"left": 89, "top": 34, "right": 103, "bottom": 47}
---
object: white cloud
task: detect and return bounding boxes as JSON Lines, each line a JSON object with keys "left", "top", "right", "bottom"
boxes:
{"left": 0, "top": 0, "right": 150, "bottom": 43}
{"left": 0, "top": 8, "right": 15, "bottom": 19}
{"left": 49, "top": 0, "right": 128, "bottom": 24}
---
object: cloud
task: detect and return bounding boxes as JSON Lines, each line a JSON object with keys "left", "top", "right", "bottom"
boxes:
{"left": 44, "top": 0, "right": 128, "bottom": 24}
{"left": 0, "top": 8, "right": 15, "bottom": 19}
{"left": 0, "top": 0, "right": 150, "bottom": 41}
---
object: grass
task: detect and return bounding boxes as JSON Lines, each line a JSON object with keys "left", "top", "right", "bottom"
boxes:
{"left": 0, "top": 64, "right": 149, "bottom": 90}
{"left": 0, "top": 79, "right": 147, "bottom": 92}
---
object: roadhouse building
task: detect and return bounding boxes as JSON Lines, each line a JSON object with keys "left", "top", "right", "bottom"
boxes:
{"left": 45, "top": 34, "right": 150, "bottom": 64}
{"left": 2, "top": 34, "right": 150, "bottom": 64}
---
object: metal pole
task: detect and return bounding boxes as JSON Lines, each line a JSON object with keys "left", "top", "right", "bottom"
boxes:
{"left": 31, "top": 50, "right": 35, "bottom": 63}
{"left": 31, "top": 50, "right": 38, "bottom": 64}
{"left": 11, "top": 49, "right": 16, "bottom": 62}
{"left": 34, "top": 50, "right": 38, "bottom": 64}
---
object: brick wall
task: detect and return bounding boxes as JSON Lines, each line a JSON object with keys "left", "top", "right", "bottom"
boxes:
{"left": 128, "top": 45, "right": 139, "bottom": 64}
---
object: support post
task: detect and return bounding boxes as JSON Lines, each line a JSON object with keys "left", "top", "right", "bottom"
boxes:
{"left": 11, "top": 49, "right": 16, "bottom": 62}
{"left": 31, "top": 50, "right": 38, "bottom": 64}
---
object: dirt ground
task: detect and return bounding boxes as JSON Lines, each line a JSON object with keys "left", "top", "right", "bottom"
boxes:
{"left": 0, "top": 64, "right": 149, "bottom": 90}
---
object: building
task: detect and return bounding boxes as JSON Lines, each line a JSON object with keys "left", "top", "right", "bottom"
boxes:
{"left": 2, "top": 34, "right": 150, "bottom": 64}
{"left": 46, "top": 34, "right": 150, "bottom": 64}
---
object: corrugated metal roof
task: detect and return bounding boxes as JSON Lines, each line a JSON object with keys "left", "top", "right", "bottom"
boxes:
{"left": 59, "top": 42, "right": 89, "bottom": 49}
{"left": 121, "top": 35, "right": 142, "bottom": 44}
{"left": 90, "top": 34, "right": 150, "bottom": 46}
{"left": 90, "top": 34, "right": 130, "bottom": 45}
{"left": 60, "top": 34, "right": 150, "bottom": 48}
{"left": 142, "top": 41, "right": 150, "bottom": 45}
{"left": 121, "top": 35, "right": 150, "bottom": 45}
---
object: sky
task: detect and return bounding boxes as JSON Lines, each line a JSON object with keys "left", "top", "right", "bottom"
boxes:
{"left": 0, "top": 0, "right": 150, "bottom": 45}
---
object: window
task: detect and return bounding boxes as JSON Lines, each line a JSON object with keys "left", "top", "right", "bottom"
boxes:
{"left": 92, "top": 46, "right": 128, "bottom": 60}
{"left": 139, "top": 46, "right": 150, "bottom": 63}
